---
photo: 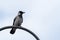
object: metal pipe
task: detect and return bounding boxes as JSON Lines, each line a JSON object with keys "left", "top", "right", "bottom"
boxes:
{"left": 0, "top": 26, "right": 40, "bottom": 40}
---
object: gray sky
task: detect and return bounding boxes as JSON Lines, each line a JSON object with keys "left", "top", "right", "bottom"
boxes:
{"left": 0, "top": 0, "right": 60, "bottom": 40}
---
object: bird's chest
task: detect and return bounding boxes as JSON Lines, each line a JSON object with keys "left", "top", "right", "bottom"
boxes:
{"left": 14, "top": 17, "right": 23, "bottom": 25}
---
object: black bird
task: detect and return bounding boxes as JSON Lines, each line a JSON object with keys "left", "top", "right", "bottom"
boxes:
{"left": 10, "top": 11, "right": 25, "bottom": 34}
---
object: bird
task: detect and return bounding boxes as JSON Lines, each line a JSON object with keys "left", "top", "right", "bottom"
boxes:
{"left": 10, "top": 11, "right": 25, "bottom": 34}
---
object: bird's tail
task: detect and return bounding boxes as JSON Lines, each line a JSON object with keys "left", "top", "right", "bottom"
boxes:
{"left": 10, "top": 28, "right": 16, "bottom": 34}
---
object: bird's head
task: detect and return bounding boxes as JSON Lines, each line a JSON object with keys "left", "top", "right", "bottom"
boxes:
{"left": 18, "top": 11, "right": 25, "bottom": 15}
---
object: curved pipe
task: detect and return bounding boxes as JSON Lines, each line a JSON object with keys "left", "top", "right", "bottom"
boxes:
{"left": 0, "top": 26, "right": 40, "bottom": 40}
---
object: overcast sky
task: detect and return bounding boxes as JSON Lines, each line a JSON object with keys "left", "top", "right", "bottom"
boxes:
{"left": 0, "top": 0, "right": 60, "bottom": 40}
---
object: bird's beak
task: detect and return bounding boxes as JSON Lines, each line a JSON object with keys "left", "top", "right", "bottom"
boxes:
{"left": 23, "top": 12, "right": 25, "bottom": 14}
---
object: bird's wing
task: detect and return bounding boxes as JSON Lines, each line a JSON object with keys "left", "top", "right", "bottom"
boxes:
{"left": 13, "top": 17, "right": 17, "bottom": 25}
